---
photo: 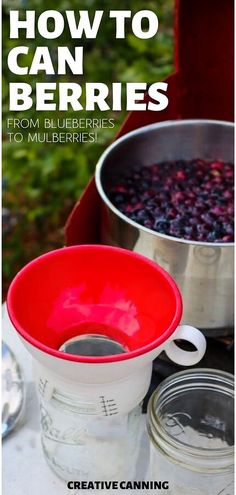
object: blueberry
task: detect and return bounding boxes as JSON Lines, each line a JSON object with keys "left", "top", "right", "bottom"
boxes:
{"left": 189, "top": 218, "right": 199, "bottom": 226}
{"left": 126, "top": 196, "right": 134, "bottom": 204}
{"left": 197, "top": 223, "right": 210, "bottom": 235}
{"left": 144, "top": 219, "right": 154, "bottom": 229}
{"left": 207, "top": 231, "right": 217, "bottom": 242}
{"left": 200, "top": 213, "right": 215, "bottom": 225}
{"left": 184, "top": 226, "right": 194, "bottom": 236}
{"left": 223, "top": 223, "right": 234, "bottom": 235}
{"left": 112, "top": 193, "right": 125, "bottom": 204}
{"left": 136, "top": 210, "right": 150, "bottom": 222}
{"left": 154, "top": 220, "right": 169, "bottom": 231}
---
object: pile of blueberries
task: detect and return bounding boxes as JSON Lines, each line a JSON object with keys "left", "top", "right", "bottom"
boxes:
{"left": 109, "top": 159, "right": 234, "bottom": 242}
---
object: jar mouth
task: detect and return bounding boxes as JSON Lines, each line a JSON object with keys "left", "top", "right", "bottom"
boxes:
{"left": 147, "top": 369, "right": 234, "bottom": 472}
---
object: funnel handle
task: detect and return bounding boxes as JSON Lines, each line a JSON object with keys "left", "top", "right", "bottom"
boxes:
{"left": 164, "top": 325, "right": 206, "bottom": 366}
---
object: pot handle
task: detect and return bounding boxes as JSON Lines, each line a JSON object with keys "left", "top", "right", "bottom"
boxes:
{"left": 164, "top": 325, "right": 206, "bottom": 366}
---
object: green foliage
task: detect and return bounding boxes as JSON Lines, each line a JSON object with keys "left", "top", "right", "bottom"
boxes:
{"left": 2, "top": 0, "right": 173, "bottom": 290}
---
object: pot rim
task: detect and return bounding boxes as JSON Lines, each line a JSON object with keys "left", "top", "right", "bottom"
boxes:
{"left": 95, "top": 119, "right": 234, "bottom": 248}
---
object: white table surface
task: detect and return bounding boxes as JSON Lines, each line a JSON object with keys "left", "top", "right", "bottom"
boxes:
{"left": 2, "top": 305, "right": 149, "bottom": 495}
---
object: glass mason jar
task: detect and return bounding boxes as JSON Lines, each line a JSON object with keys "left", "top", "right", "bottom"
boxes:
{"left": 39, "top": 388, "right": 145, "bottom": 482}
{"left": 147, "top": 369, "right": 234, "bottom": 495}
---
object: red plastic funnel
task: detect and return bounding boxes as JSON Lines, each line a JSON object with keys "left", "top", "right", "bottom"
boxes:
{"left": 7, "top": 245, "right": 182, "bottom": 363}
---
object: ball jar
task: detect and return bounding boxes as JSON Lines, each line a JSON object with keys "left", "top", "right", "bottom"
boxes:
{"left": 147, "top": 369, "right": 234, "bottom": 495}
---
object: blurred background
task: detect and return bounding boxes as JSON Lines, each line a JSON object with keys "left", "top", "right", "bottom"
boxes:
{"left": 2, "top": 0, "right": 174, "bottom": 297}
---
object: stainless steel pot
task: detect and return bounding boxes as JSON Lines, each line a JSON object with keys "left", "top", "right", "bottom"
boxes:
{"left": 95, "top": 120, "right": 234, "bottom": 336}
